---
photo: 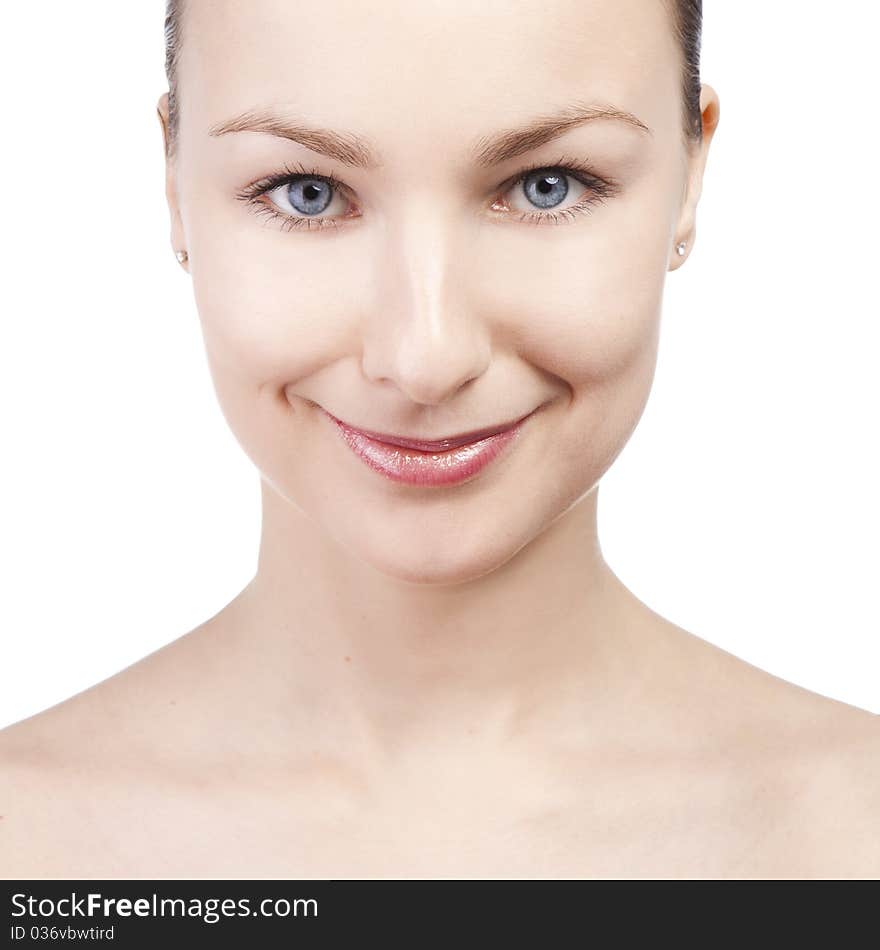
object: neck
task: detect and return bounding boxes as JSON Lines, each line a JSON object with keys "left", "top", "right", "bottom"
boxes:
{"left": 219, "top": 480, "right": 656, "bottom": 766}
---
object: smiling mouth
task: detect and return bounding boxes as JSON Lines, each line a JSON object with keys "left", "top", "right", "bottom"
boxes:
{"left": 318, "top": 405, "right": 542, "bottom": 487}
{"left": 318, "top": 408, "right": 537, "bottom": 451}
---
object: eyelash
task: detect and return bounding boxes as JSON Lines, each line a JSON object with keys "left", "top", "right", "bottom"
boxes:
{"left": 234, "top": 153, "right": 619, "bottom": 233}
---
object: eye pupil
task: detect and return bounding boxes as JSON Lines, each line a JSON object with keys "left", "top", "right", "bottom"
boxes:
{"left": 288, "top": 177, "right": 333, "bottom": 215}
{"left": 523, "top": 170, "right": 568, "bottom": 210}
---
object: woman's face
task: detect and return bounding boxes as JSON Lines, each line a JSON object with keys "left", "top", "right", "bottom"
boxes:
{"left": 162, "top": 0, "right": 712, "bottom": 584}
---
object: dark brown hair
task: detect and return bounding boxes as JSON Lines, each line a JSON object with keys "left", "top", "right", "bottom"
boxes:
{"left": 163, "top": 0, "right": 702, "bottom": 159}
{"left": 665, "top": 0, "right": 704, "bottom": 144}
{"left": 163, "top": 0, "right": 186, "bottom": 160}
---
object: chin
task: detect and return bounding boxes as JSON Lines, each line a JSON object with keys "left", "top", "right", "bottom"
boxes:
{"left": 336, "top": 518, "right": 533, "bottom": 588}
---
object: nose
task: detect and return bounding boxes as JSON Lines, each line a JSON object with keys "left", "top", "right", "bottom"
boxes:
{"left": 360, "top": 203, "right": 492, "bottom": 406}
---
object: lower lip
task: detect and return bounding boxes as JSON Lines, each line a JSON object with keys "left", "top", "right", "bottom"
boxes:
{"left": 324, "top": 411, "right": 534, "bottom": 486}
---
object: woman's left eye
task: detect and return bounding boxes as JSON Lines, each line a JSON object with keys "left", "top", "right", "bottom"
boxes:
{"left": 492, "top": 159, "right": 617, "bottom": 226}
{"left": 237, "top": 157, "right": 616, "bottom": 232}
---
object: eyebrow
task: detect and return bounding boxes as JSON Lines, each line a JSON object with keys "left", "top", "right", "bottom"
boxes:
{"left": 208, "top": 100, "right": 652, "bottom": 170}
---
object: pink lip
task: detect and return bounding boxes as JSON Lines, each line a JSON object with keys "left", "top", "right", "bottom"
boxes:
{"left": 321, "top": 407, "right": 538, "bottom": 486}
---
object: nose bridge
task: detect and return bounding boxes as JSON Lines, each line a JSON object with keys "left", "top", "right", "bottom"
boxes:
{"left": 361, "top": 194, "right": 491, "bottom": 406}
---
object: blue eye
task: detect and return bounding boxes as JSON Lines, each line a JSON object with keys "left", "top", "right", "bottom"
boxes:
{"left": 261, "top": 171, "right": 349, "bottom": 225}
{"left": 236, "top": 156, "right": 618, "bottom": 232}
{"left": 522, "top": 170, "right": 569, "bottom": 210}
{"left": 285, "top": 177, "right": 334, "bottom": 215}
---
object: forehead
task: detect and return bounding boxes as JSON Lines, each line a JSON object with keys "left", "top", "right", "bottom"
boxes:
{"left": 179, "top": 0, "right": 679, "bottom": 150}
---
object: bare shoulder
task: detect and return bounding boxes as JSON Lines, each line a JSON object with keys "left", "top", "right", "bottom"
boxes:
{"left": 0, "top": 635, "right": 210, "bottom": 879}
{"left": 703, "top": 640, "right": 880, "bottom": 877}
{"left": 779, "top": 712, "right": 880, "bottom": 877}
{"left": 0, "top": 706, "right": 89, "bottom": 878}
{"left": 701, "top": 677, "right": 880, "bottom": 879}
{"left": 640, "top": 609, "right": 880, "bottom": 878}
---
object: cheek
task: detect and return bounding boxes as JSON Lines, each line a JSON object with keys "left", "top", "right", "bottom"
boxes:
{"left": 490, "top": 173, "right": 672, "bottom": 382}
{"left": 181, "top": 163, "right": 371, "bottom": 387}
{"left": 483, "top": 190, "right": 670, "bottom": 487}
{"left": 188, "top": 233, "right": 345, "bottom": 382}
{"left": 183, "top": 195, "right": 372, "bottom": 454}
{"left": 183, "top": 215, "right": 337, "bottom": 468}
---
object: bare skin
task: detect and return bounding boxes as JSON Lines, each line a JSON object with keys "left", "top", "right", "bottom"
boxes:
{"left": 2, "top": 0, "right": 878, "bottom": 879}
{"left": 1, "top": 560, "right": 878, "bottom": 879}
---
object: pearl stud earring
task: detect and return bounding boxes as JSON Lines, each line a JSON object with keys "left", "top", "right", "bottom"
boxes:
{"left": 175, "top": 249, "right": 188, "bottom": 264}
{"left": 676, "top": 241, "right": 687, "bottom": 257}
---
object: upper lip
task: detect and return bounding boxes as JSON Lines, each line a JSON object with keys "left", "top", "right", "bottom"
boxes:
{"left": 323, "top": 407, "right": 537, "bottom": 451}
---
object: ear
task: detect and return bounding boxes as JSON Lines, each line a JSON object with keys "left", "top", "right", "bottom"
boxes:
{"left": 669, "top": 83, "right": 721, "bottom": 270}
{"left": 156, "top": 92, "right": 189, "bottom": 272}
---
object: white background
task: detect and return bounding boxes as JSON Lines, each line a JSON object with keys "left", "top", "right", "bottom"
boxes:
{"left": 1, "top": 2, "right": 877, "bottom": 728}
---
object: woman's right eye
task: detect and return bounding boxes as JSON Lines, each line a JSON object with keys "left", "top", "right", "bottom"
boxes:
{"left": 263, "top": 176, "right": 353, "bottom": 225}
{"left": 236, "top": 163, "right": 357, "bottom": 232}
